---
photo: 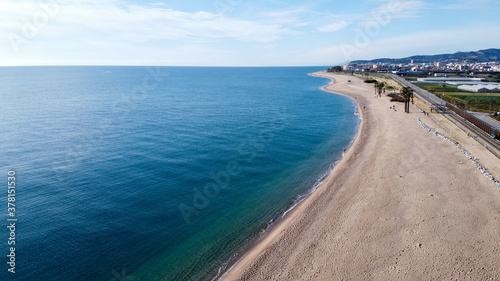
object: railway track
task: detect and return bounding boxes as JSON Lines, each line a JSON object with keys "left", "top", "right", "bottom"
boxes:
{"left": 389, "top": 74, "right": 500, "bottom": 157}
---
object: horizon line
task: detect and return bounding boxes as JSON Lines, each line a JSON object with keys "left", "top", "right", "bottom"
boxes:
{"left": 0, "top": 65, "right": 334, "bottom": 68}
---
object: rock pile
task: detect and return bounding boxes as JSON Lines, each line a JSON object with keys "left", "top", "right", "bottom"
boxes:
{"left": 416, "top": 118, "right": 500, "bottom": 188}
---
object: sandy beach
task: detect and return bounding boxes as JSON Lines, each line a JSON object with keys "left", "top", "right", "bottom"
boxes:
{"left": 222, "top": 72, "right": 500, "bottom": 280}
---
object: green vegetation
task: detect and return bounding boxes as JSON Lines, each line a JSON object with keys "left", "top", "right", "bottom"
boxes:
{"left": 400, "top": 87, "right": 414, "bottom": 113}
{"left": 414, "top": 83, "right": 500, "bottom": 113}
{"left": 404, "top": 77, "right": 419, "bottom": 81}
{"left": 443, "top": 95, "right": 500, "bottom": 112}
{"left": 483, "top": 74, "right": 500, "bottom": 83}
{"left": 374, "top": 81, "right": 386, "bottom": 97}
{"left": 368, "top": 73, "right": 390, "bottom": 78}
{"left": 437, "top": 92, "right": 500, "bottom": 97}
{"left": 418, "top": 83, "right": 468, "bottom": 93}
{"left": 326, "top": 66, "right": 343, "bottom": 72}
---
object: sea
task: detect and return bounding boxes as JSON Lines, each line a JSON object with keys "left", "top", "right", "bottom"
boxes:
{"left": 0, "top": 66, "right": 360, "bottom": 281}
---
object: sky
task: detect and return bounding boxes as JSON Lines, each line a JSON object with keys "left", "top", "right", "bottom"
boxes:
{"left": 1, "top": 0, "right": 500, "bottom": 66}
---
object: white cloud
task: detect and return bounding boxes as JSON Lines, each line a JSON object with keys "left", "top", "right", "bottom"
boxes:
{"left": 310, "top": 25, "right": 500, "bottom": 65}
{"left": 0, "top": 0, "right": 291, "bottom": 47}
{"left": 371, "top": 0, "right": 428, "bottom": 19}
{"left": 355, "top": 1, "right": 428, "bottom": 31}
{"left": 260, "top": 7, "right": 306, "bottom": 19}
{"left": 149, "top": 2, "right": 167, "bottom": 7}
{"left": 258, "top": 7, "right": 311, "bottom": 31}
{"left": 0, "top": 0, "right": 299, "bottom": 65}
{"left": 317, "top": 21, "right": 349, "bottom": 33}
{"left": 1, "top": 0, "right": 498, "bottom": 66}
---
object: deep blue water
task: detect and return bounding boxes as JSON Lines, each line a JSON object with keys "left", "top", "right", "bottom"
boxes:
{"left": 0, "top": 66, "right": 359, "bottom": 281}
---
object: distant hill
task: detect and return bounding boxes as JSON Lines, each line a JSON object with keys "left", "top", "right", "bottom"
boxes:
{"left": 350, "top": 48, "right": 500, "bottom": 64}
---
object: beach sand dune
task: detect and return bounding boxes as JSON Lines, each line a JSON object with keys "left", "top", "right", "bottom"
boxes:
{"left": 222, "top": 72, "right": 500, "bottom": 280}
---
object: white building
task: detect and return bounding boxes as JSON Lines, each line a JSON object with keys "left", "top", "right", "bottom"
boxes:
{"left": 343, "top": 63, "right": 356, "bottom": 71}
{"left": 416, "top": 77, "right": 483, "bottom": 83}
{"left": 458, "top": 84, "right": 500, "bottom": 93}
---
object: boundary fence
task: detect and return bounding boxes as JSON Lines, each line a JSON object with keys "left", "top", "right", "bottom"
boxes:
{"left": 446, "top": 102, "right": 500, "bottom": 140}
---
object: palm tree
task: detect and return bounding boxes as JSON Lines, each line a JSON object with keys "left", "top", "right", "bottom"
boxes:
{"left": 400, "top": 86, "right": 414, "bottom": 113}
{"left": 376, "top": 82, "right": 386, "bottom": 97}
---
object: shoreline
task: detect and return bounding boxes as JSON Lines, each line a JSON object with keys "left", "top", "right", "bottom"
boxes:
{"left": 219, "top": 71, "right": 369, "bottom": 280}
{"left": 221, "top": 72, "right": 500, "bottom": 280}
{"left": 213, "top": 120, "right": 360, "bottom": 280}
{"left": 213, "top": 71, "right": 364, "bottom": 281}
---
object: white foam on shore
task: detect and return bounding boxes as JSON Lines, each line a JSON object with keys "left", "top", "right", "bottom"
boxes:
{"left": 280, "top": 107, "right": 361, "bottom": 220}
{"left": 214, "top": 117, "right": 361, "bottom": 281}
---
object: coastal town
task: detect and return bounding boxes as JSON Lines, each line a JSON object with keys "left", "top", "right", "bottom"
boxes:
{"left": 334, "top": 49, "right": 500, "bottom": 79}
{"left": 326, "top": 50, "right": 500, "bottom": 124}
{"left": 325, "top": 49, "right": 500, "bottom": 157}
{"left": 341, "top": 60, "right": 500, "bottom": 74}
{"left": 339, "top": 61, "right": 500, "bottom": 93}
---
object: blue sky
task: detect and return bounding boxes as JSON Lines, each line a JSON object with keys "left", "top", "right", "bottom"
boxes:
{"left": 1, "top": 0, "right": 499, "bottom": 66}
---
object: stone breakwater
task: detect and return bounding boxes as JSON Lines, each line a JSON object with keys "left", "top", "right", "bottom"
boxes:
{"left": 416, "top": 118, "right": 500, "bottom": 189}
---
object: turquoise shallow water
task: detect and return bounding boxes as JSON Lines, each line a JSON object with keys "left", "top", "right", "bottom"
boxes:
{"left": 0, "top": 66, "right": 359, "bottom": 280}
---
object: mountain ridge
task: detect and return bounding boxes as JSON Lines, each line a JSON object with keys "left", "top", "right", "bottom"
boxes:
{"left": 350, "top": 48, "right": 500, "bottom": 64}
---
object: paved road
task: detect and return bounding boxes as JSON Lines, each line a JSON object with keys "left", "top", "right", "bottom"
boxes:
{"left": 389, "top": 74, "right": 445, "bottom": 108}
